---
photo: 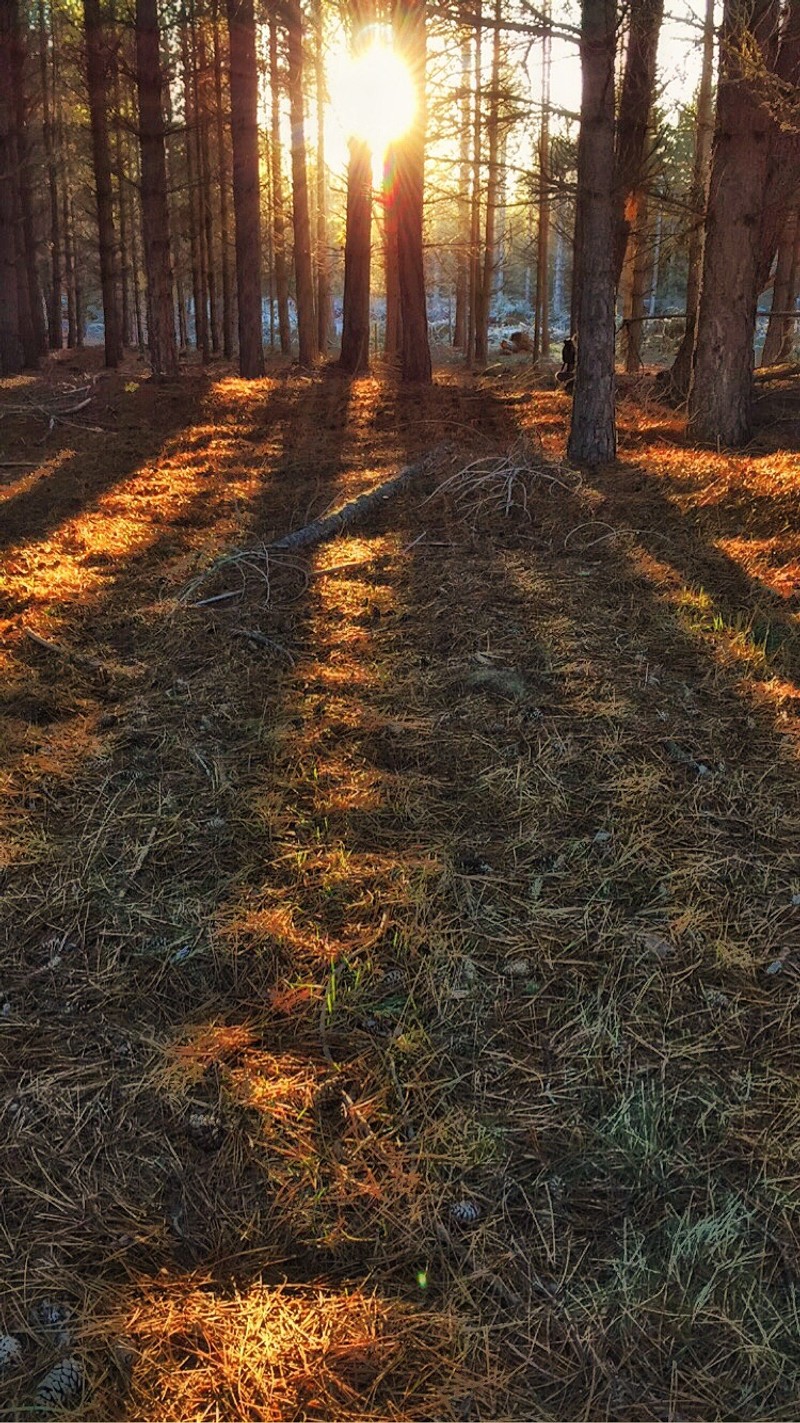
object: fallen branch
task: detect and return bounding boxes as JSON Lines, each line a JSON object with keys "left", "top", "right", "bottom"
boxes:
{"left": 23, "top": 627, "right": 140, "bottom": 679}
{"left": 180, "top": 443, "right": 451, "bottom": 603}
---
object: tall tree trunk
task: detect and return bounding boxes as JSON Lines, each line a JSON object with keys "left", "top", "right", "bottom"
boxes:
{"left": 114, "top": 61, "right": 133, "bottom": 347}
{"left": 667, "top": 0, "right": 714, "bottom": 398}
{"left": 84, "top": 0, "right": 123, "bottom": 366}
{"left": 383, "top": 144, "right": 401, "bottom": 356}
{"left": 395, "top": 0, "right": 431, "bottom": 383}
{"left": 194, "top": 10, "right": 219, "bottom": 353}
{"left": 761, "top": 207, "right": 799, "bottom": 365}
{"left": 226, "top": 0, "right": 264, "bottom": 375}
{"left": 567, "top": 0, "right": 617, "bottom": 466}
{"left": 286, "top": 0, "right": 318, "bottom": 366}
{"left": 533, "top": 7, "right": 550, "bottom": 359}
{"left": 756, "top": 1, "right": 800, "bottom": 292}
{"left": 136, "top": 0, "right": 179, "bottom": 375}
{"left": 181, "top": 15, "right": 207, "bottom": 356}
{"left": 10, "top": 0, "right": 41, "bottom": 364}
{"left": 612, "top": 0, "right": 664, "bottom": 290}
{"left": 212, "top": 0, "right": 233, "bottom": 357}
{"left": 453, "top": 35, "right": 470, "bottom": 349}
{"left": 339, "top": 137, "right": 372, "bottom": 373}
{"left": 63, "top": 175, "right": 78, "bottom": 347}
{"left": 622, "top": 185, "right": 649, "bottom": 370}
{"left": 268, "top": 14, "right": 291, "bottom": 354}
{"left": 0, "top": 0, "right": 22, "bottom": 374}
{"left": 466, "top": 14, "right": 482, "bottom": 363}
{"left": 474, "top": 0, "right": 500, "bottom": 365}
{"left": 39, "top": 0, "right": 61, "bottom": 349}
{"left": 314, "top": 0, "right": 331, "bottom": 353}
{"left": 688, "top": 0, "right": 779, "bottom": 446}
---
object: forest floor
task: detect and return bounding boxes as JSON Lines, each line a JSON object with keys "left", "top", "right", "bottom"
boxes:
{"left": 1, "top": 350, "right": 799, "bottom": 1422}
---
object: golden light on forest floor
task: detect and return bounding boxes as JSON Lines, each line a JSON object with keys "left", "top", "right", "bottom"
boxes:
{"left": 1, "top": 356, "right": 800, "bottom": 1419}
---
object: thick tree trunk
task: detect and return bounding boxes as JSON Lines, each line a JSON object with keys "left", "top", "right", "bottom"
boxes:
{"left": 761, "top": 208, "right": 799, "bottom": 365}
{"left": 688, "top": 0, "right": 779, "bottom": 446}
{"left": 286, "top": 0, "right": 318, "bottom": 366}
{"left": 226, "top": 0, "right": 264, "bottom": 376}
{"left": 612, "top": 0, "right": 664, "bottom": 290}
{"left": 475, "top": 0, "right": 500, "bottom": 365}
{"left": 395, "top": 0, "right": 431, "bottom": 383}
{"left": 83, "top": 0, "right": 122, "bottom": 366}
{"left": 756, "top": 1, "right": 800, "bottom": 292}
{"left": 567, "top": 0, "right": 616, "bottom": 466}
{"left": 340, "top": 138, "right": 372, "bottom": 374}
{"left": 268, "top": 14, "right": 290, "bottom": 355}
{"left": 667, "top": 0, "right": 714, "bottom": 398}
{"left": 136, "top": 0, "right": 179, "bottom": 376}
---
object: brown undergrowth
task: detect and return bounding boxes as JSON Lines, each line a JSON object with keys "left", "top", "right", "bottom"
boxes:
{"left": 1, "top": 351, "right": 799, "bottom": 1421}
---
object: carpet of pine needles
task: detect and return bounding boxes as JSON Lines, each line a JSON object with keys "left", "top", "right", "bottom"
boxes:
{"left": 1, "top": 349, "right": 800, "bottom": 1421}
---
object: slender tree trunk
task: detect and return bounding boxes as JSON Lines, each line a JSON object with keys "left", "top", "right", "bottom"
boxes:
{"left": 71, "top": 193, "right": 85, "bottom": 344}
{"left": 567, "top": 0, "right": 617, "bottom": 465}
{"left": 0, "top": 0, "right": 22, "bottom": 374}
{"left": 63, "top": 176, "right": 77, "bottom": 347}
{"left": 623, "top": 186, "right": 649, "bottom": 370}
{"left": 39, "top": 0, "right": 61, "bottom": 349}
{"left": 212, "top": 0, "right": 233, "bottom": 357}
{"left": 182, "top": 17, "right": 207, "bottom": 356}
{"left": 667, "top": 0, "right": 714, "bottom": 397}
{"left": 136, "top": 0, "right": 179, "bottom": 375}
{"left": 466, "top": 15, "right": 482, "bottom": 363}
{"left": 756, "top": 2, "right": 800, "bottom": 292}
{"left": 533, "top": 7, "right": 550, "bottom": 359}
{"left": 453, "top": 35, "right": 470, "bottom": 349}
{"left": 11, "top": 0, "right": 41, "bottom": 363}
{"left": 475, "top": 0, "right": 500, "bottom": 365}
{"left": 395, "top": 0, "right": 431, "bottom": 382}
{"left": 194, "top": 11, "right": 219, "bottom": 353}
{"left": 688, "top": 0, "right": 779, "bottom": 446}
{"left": 226, "top": 0, "right": 264, "bottom": 375}
{"left": 384, "top": 144, "right": 401, "bottom": 356}
{"left": 761, "top": 208, "right": 798, "bottom": 365}
{"left": 114, "top": 62, "right": 133, "bottom": 347}
{"left": 268, "top": 15, "right": 290, "bottom": 354}
{"left": 84, "top": 0, "right": 122, "bottom": 366}
{"left": 314, "top": 0, "right": 332, "bottom": 353}
{"left": 340, "top": 137, "right": 372, "bottom": 373}
{"left": 286, "top": 0, "right": 318, "bottom": 366}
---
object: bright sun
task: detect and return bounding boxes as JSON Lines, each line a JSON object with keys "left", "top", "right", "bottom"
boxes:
{"left": 327, "top": 36, "right": 416, "bottom": 160}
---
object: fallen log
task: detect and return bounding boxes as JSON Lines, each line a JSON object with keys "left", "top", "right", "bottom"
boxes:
{"left": 180, "top": 442, "right": 452, "bottom": 603}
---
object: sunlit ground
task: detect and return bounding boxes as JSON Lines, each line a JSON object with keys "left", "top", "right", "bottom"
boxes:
{"left": 1, "top": 354, "right": 799, "bottom": 1419}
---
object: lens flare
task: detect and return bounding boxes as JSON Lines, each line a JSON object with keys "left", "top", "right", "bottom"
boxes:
{"left": 328, "top": 36, "right": 416, "bottom": 157}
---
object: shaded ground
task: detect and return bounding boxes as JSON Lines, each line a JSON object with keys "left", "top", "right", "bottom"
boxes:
{"left": 1, "top": 352, "right": 799, "bottom": 1421}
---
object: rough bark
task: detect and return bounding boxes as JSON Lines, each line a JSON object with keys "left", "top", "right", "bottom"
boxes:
{"left": 10, "top": 0, "right": 40, "bottom": 364}
{"left": 688, "top": 0, "right": 779, "bottom": 446}
{"left": 756, "top": 0, "right": 800, "bottom": 292}
{"left": 136, "top": 0, "right": 179, "bottom": 376}
{"left": 226, "top": 0, "right": 264, "bottom": 376}
{"left": 466, "top": 14, "right": 481, "bottom": 363}
{"left": 181, "top": 16, "right": 207, "bottom": 357}
{"left": 286, "top": 0, "right": 318, "bottom": 366}
{"left": 533, "top": 9, "right": 550, "bottom": 359}
{"left": 567, "top": 0, "right": 617, "bottom": 466}
{"left": 268, "top": 14, "right": 291, "bottom": 355}
{"left": 761, "top": 208, "right": 799, "bottom": 364}
{"left": 83, "top": 0, "right": 123, "bottom": 366}
{"left": 612, "top": 0, "right": 664, "bottom": 290}
{"left": 667, "top": 0, "right": 714, "bottom": 398}
{"left": 339, "top": 138, "right": 372, "bottom": 374}
{"left": 395, "top": 0, "right": 432, "bottom": 383}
